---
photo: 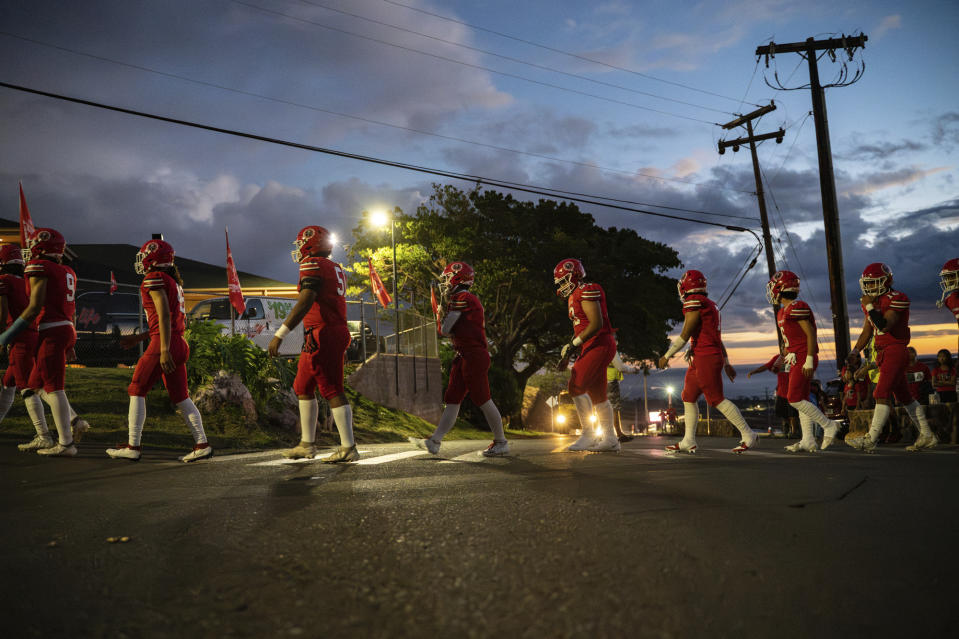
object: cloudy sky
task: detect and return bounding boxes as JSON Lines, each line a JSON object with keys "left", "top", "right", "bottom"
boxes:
{"left": 2, "top": 0, "right": 957, "bottom": 366}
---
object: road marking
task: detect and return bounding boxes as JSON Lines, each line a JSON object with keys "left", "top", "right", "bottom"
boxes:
{"left": 352, "top": 450, "right": 427, "bottom": 465}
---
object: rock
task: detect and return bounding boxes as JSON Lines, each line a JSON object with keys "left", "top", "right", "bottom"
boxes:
{"left": 262, "top": 387, "right": 299, "bottom": 432}
{"left": 194, "top": 371, "right": 258, "bottom": 424}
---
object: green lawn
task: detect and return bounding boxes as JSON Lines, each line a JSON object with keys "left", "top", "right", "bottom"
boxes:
{"left": 0, "top": 368, "right": 543, "bottom": 452}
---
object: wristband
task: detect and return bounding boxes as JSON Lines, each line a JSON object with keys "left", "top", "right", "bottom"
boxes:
{"left": 274, "top": 324, "right": 291, "bottom": 339}
{"left": 802, "top": 356, "right": 814, "bottom": 370}
{"left": 663, "top": 335, "right": 689, "bottom": 360}
{"left": 0, "top": 317, "right": 29, "bottom": 346}
{"left": 572, "top": 336, "right": 583, "bottom": 347}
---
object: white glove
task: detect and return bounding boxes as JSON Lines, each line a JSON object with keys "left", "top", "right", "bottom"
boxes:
{"left": 802, "top": 355, "right": 814, "bottom": 371}
{"left": 784, "top": 352, "right": 797, "bottom": 366}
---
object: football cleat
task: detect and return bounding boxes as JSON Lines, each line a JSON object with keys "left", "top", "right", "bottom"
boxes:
{"left": 785, "top": 440, "right": 818, "bottom": 453}
{"left": 410, "top": 437, "right": 440, "bottom": 455}
{"left": 732, "top": 436, "right": 758, "bottom": 454}
{"left": 179, "top": 443, "right": 214, "bottom": 463}
{"left": 18, "top": 433, "right": 55, "bottom": 451}
{"left": 566, "top": 431, "right": 597, "bottom": 451}
{"left": 482, "top": 440, "right": 510, "bottom": 457}
{"left": 38, "top": 442, "right": 78, "bottom": 457}
{"left": 282, "top": 442, "right": 317, "bottom": 459}
{"left": 664, "top": 440, "right": 697, "bottom": 454}
{"left": 587, "top": 436, "right": 621, "bottom": 452}
{"left": 323, "top": 445, "right": 359, "bottom": 463}
{"left": 820, "top": 420, "right": 841, "bottom": 450}
{"left": 845, "top": 433, "right": 877, "bottom": 453}
{"left": 106, "top": 444, "right": 141, "bottom": 461}
{"left": 905, "top": 432, "right": 939, "bottom": 452}
{"left": 71, "top": 417, "right": 91, "bottom": 442}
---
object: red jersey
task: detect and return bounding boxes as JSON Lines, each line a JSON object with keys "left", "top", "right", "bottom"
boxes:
{"left": 298, "top": 257, "right": 347, "bottom": 331}
{"left": 862, "top": 290, "right": 910, "bottom": 348}
{"left": 141, "top": 271, "right": 186, "bottom": 337}
{"left": 905, "top": 361, "right": 931, "bottom": 400}
{"left": 764, "top": 354, "right": 788, "bottom": 397}
{"left": 447, "top": 290, "right": 487, "bottom": 353}
{"left": 932, "top": 364, "right": 955, "bottom": 392}
{"left": 944, "top": 291, "right": 959, "bottom": 320}
{"left": 567, "top": 282, "right": 613, "bottom": 343}
{"left": 777, "top": 300, "right": 816, "bottom": 355}
{"left": 843, "top": 379, "right": 868, "bottom": 407}
{"left": 24, "top": 259, "right": 76, "bottom": 328}
{"left": 0, "top": 274, "right": 37, "bottom": 331}
{"left": 682, "top": 293, "right": 722, "bottom": 356}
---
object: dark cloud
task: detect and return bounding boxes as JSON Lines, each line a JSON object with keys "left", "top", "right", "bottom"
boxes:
{"left": 932, "top": 112, "right": 959, "bottom": 147}
{"left": 838, "top": 140, "right": 926, "bottom": 160}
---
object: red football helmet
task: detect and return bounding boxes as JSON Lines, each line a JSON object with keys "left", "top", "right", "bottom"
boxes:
{"left": 766, "top": 270, "right": 800, "bottom": 304}
{"left": 677, "top": 270, "right": 707, "bottom": 299}
{"left": 291, "top": 225, "right": 334, "bottom": 263}
{"left": 439, "top": 261, "right": 474, "bottom": 295}
{"left": 940, "top": 258, "right": 959, "bottom": 298}
{"left": 859, "top": 262, "right": 892, "bottom": 296}
{"left": 553, "top": 258, "right": 586, "bottom": 298}
{"left": 0, "top": 243, "right": 23, "bottom": 265}
{"left": 23, "top": 228, "right": 66, "bottom": 261}
{"left": 135, "top": 239, "right": 175, "bottom": 275}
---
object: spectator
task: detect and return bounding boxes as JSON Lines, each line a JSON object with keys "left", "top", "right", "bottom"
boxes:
{"left": 905, "top": 347, "right": 933, "bottom": 405}
{"left": 607, "top": 349, "right": 638, "bottom": 442}
{"left": 932, "top": 349, "right": 957, "bottom": 403}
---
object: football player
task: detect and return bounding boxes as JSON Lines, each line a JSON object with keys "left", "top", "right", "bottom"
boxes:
{"left": 938, "top": 258, "right": 959, "bottom": 354}
{"left": 766, "top": 270, "right": 841, "bottom": 452}
{"left": 846, "top": 263, "right": 938, "bottom": 452}
{"left": 746, "top": 346, "right": 798, "bottom": 439}
{"left": 269, "top": 226, "right": 357, "bottom": 463}
{"left": 554, "top": 258, "right": 619, "bottom": 452}
{"left": 0, "top": 229, "right": 84, "bottom": 456}
{"left": 409, "top": 262, "right": 509, "bottom": 456}
{"left": 106, "top": 239, "right": 212, "bottom": 462}
{"left": 657, "top": 270, "right": 758, "bottom": 454}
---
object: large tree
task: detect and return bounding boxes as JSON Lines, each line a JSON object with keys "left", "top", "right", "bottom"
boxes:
{"left": 347, "top": 184, "right": 682, "bottom": 424}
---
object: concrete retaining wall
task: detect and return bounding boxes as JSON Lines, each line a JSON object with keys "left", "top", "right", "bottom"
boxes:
{"left": 348, "top": 354, "right": 443, "bottom": 425}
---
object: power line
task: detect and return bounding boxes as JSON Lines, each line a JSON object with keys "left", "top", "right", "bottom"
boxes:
{"left": 0, "top": 80, "right": 762, "bottom": 233}
{"left": 0, "top": 31, "right": 753, "bottom": 195}
{"left": 378, "top": 0, "right": 762, "bottom": 108}
{"left": 229, "top": 0, "right": 721, "bottom": 125}
{"left": 289, "top": 0, "right": 735, "bottom": 116}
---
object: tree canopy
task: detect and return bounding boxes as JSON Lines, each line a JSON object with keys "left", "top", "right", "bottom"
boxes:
{"left": 347, "top": 184, "right": 682, "bottom": 423}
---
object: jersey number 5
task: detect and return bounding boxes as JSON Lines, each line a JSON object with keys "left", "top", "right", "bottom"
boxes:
{"left": 333, "top": 265, "right": 346, "bottom": 297}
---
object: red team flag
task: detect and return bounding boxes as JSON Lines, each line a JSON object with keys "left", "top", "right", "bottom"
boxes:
{"left": 225, "top": 228, "right": 246, "bottom": 316}
{"left": 109, "top": 270, "right": 118, "bottom": 295}
{"left": 18, "top": 182, "right": 37, "bottom": 248}
{"left": 430, "top": 284, "right": 441, "bottom": 332}
{"left": 369, "top": 257, "right": 392, "bottom": 309}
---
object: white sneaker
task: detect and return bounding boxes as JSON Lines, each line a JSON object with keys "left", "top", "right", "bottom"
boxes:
{"left": 179, "top": 444, "right": 213, "bottom": 462}
{"left": 665, "top": 440, "right": 697, "bottom": 454}
{"left": 588, "top": 436, "right": 621, "bottom": 452}
{"left": 71, "top": 417, "right": 91, "bottom": 442}
{"left": 845, "top": 433, "right": 877, "bottom": 453}
{"left": 567, "top": 432, "right": 597, "bottom": 451}
{"left": 785, "top": 440, "right": 818, "bottom": 453}
{"left": 410, "top": 437, "right": 440, "bottom": 455}
{"left": 732, "top": 435, "right": 758, "bottom": 454}
{"left": 18, "top": 433, "right": 55, "bottom": 451}
{"left": 282, "top": 442, "right": 317, "bottom": 459}
{"left": 820, "top": 420, "right": 840, "bottom": 450}
{"left": 482, "top": 440, "right": 510, "bottom": 457}
{"left": 37, "top": 442, "right": 78, "bottom": 457}
{"left": 106, "top": 444, "right": 142, "bottom": 461}
{"left": 906, "top": 432, "right": 939, "bottom": 452}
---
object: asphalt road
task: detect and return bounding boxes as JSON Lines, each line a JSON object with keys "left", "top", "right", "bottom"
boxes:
{"left": 2, "top": 433, "right": 957, "bottom": 639}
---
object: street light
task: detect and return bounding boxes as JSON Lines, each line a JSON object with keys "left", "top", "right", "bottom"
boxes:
{"left": 370, "top": 207, "right": 400, "bottom": 395}
{"left": 666, "top": 385, "right": 674, "bottom": 408}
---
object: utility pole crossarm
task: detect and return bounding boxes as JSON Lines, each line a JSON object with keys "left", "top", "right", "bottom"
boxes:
{"left": 755, "top": 34, "right": 868, "bottom": 57}
{"left": 721, "top": 103, "right": 776, "bottom": 130}
{"left": 718, "top": 128, "right": 785, "bottom": 153}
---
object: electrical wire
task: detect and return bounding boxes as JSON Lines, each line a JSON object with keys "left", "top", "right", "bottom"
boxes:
{"left": 0, "top": 31, "right": 755, "bottom": 196}
{"left": 230, "top": 0, "right": 721, "bottom": 125}
{"left": 0, "top": 80, "right": 763, "bottom": 232}
{"left": 289, "top": 0, "right": 735, "bottom": 115}
{"left": 378, "top": 0, "right": 763, "bottom": 107}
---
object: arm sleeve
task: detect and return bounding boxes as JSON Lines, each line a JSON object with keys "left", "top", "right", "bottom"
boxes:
{"left": 299, "top": 276, "right": 323, "bottom": 294}
{"left": 440, "top": 311, "right": 462, "bottom": 336}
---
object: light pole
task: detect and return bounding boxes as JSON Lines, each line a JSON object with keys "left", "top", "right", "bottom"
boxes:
{"left": 666, "top": 385, "right": 674, "bottom": 434}
{"left": 371, "top": 208, "right": 400, "bottom": 396}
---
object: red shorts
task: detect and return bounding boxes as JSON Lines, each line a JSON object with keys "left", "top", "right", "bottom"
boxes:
{"left": 293, "top": 325, "right": 350, "bottom": 399}
{"left": 128, "top": 335, "right": 190, "bottom": 403}
{"left": 3, "top": 330, "right": 38, "bottom": 390}
{"left": 786, "top": 353, "right": 817, "bottom": 403}
{"left": 682, "top": 351, "right": 725, "bottom": 406}
{"left": 873, "top": 344, "right": 912, "bottom": 403}
{"left": 568, "top": 333, "right": 616, "bottom": 404}
{"left": 27, "top": 324, "right": 76, "bottom": 392}
{"left": 444, "top": 349, "right": 491, "bottom": 405}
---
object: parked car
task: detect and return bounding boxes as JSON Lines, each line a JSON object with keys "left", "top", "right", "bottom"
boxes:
{"left": 346, "top": 320, "right": 382, "bottom": 362}
{"left": 187, "top": 296, "right": 303, "bottom": 356}
{"left": 73, "top": 291, "right": 146, "bottom": 366}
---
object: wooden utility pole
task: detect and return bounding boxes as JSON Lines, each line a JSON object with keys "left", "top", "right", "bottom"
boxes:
{"left": 718, "top": 102, "right": 784, "bottom": 342}
{"left": 755, "top": 34, "right": 868, "bottom": 365}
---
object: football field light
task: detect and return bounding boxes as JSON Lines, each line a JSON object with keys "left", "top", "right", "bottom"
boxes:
{"left": 556, "top": 414, "right": 567, "bottom": 424}
{"left": 370, "top": 209, "right": 389, "bottom": 228}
